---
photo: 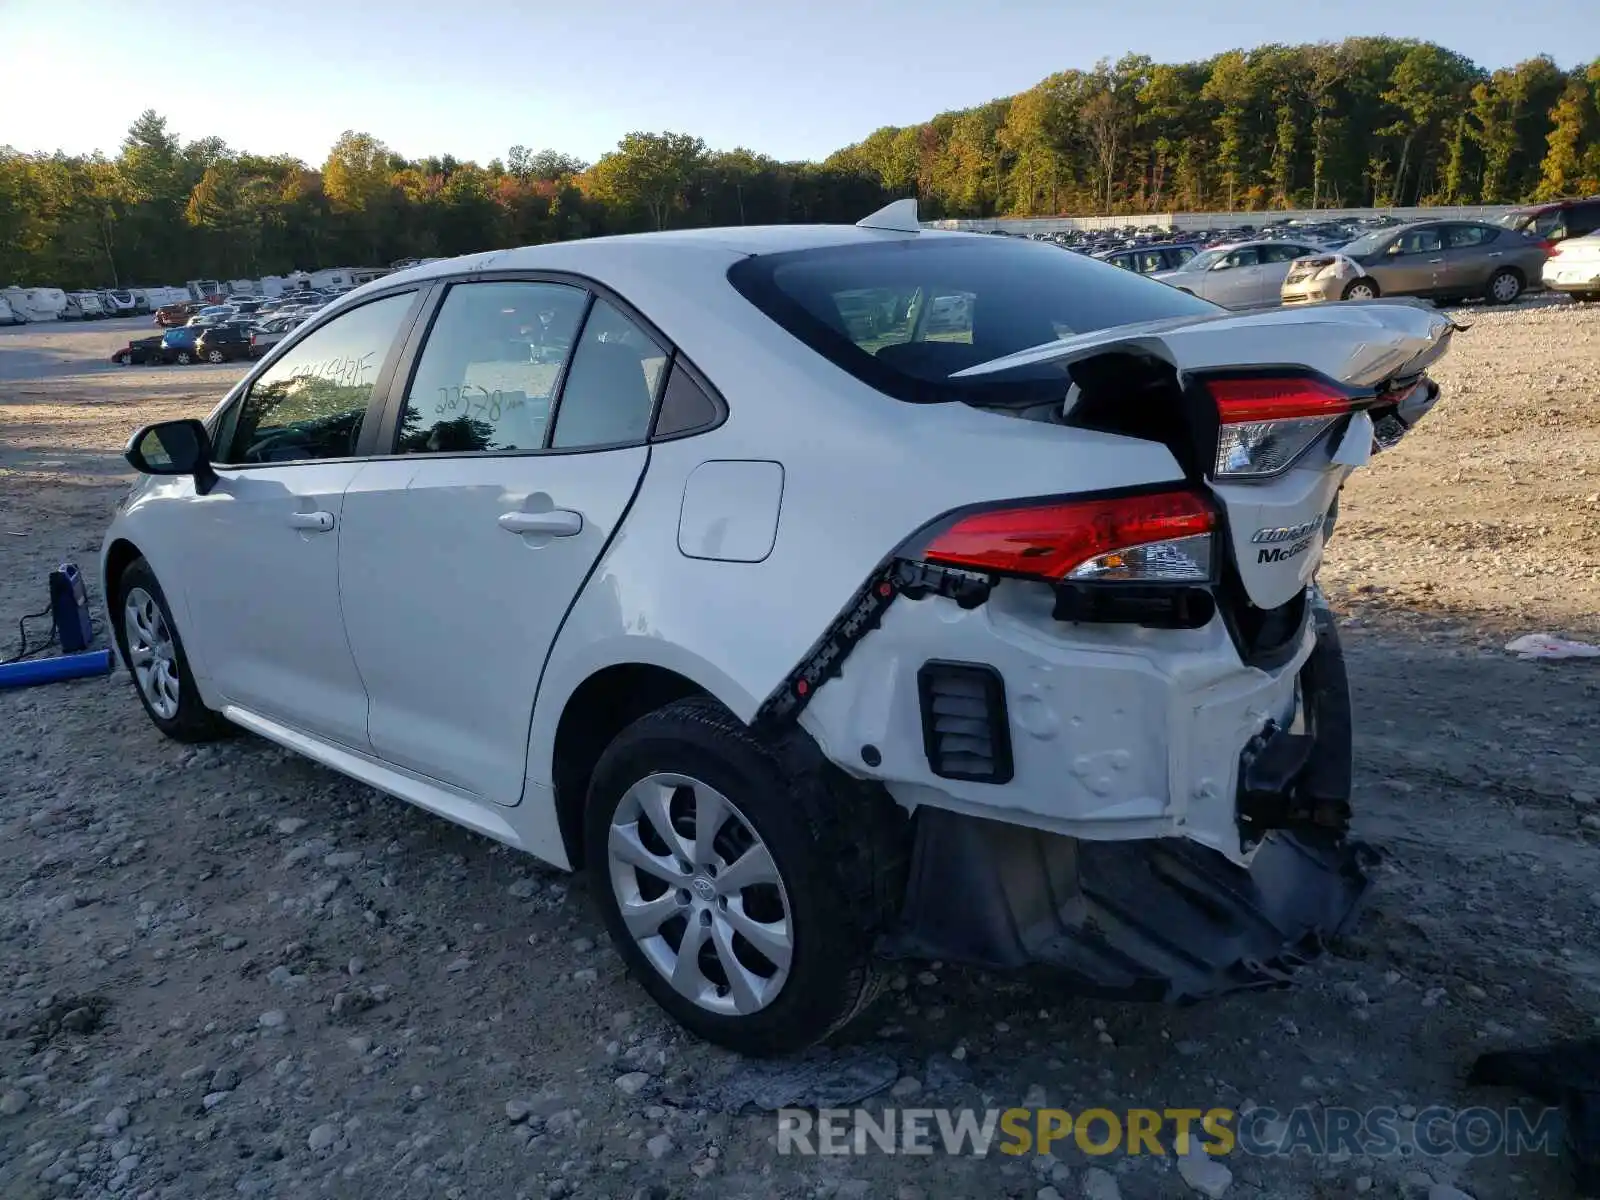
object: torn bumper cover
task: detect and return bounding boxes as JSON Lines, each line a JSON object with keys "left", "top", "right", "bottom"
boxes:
{"left": 878, "top": 608, "right": 1373, "bottom": 1001}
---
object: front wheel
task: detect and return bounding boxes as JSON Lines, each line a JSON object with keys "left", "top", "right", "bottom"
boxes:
{"left": 586, "top": 697, "right": 905, "bottom": 1056}
{"left": 1486, "top": 268, "right": 1523, "bottom": 304}
{"left": 115, "top": 352, "right": 131, "bottom": 365}
{"left": 205, "top": 349, "right": 225, "bottom": 363}
{"left": 117, "top": 558, "right": 231, "bottom": 742}
{"left": 175, "top": 350, "right": 192, "bottom": 365}
{"left": 1342, "top": 279, "right": 1379, "bottom": 301}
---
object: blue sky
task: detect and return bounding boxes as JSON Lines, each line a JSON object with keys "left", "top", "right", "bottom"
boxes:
{"left": 2, "top": 0, "right": 1594, "bottom": 167}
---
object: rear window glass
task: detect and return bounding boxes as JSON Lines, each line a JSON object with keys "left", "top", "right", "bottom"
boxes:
{"left": 728, "top": 236, "right": 1216, "bottom": 404}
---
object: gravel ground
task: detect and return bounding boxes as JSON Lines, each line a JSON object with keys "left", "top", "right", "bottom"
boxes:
{"left": 2, "top": 305, "right": 1598, "bottom": 1200}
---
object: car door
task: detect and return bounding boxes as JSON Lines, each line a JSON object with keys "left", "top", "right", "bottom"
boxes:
{"left": 1200, "top": 246, "right": 1265, "bottom": 307}
{"left": 1439, "top": 224, "right": 1502, "bottom": 294}
{"left": 177, "top": 289, "right": 423, "bottom": 748}
{"left": 338, "top": 279, "right": 666, "bottom": 803}
{"left": 1371, "top": 227, "right": 1445, "bottom": 295}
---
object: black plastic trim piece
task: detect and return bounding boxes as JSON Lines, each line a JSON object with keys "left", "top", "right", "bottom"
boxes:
{"left": 916, "top": 660, "right": 1014, "bottom": 784}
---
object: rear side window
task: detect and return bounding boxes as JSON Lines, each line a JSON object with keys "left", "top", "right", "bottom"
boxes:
{"left": 1446, "top": 225, "right": 1497, "bottom": 248}
{"left": 1569, "top": 203, "right": 1600, "bottom": 237}
{"left": 728, "top": 236, "right": 1215, "bottom": 405}
{"left": 550, "top": 299, "right": 668, "bottom": 449}
{"left": 396, "top": 281, "right": 586, "bottom": 454}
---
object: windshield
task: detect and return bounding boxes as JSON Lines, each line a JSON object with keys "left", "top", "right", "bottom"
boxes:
{"left": 1339, "top": 230, "right": 1393, "bottom": 258}
{"left": 728, "top": 235, "right": 1217, "bottom": 405}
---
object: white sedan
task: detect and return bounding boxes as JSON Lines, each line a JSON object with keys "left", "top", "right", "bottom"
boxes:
{"left": 1152, "top": 239, "right": 1326, "bottom": 308}
{"left": 103, "top": 202, "right": 1453, "bottom": 1054}
{"left": 1542, "top": 230, "right": 1600, "bottom": 302}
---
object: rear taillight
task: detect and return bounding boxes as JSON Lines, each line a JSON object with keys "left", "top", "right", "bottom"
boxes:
{"left": 918, "top": 488, "right": 1216, "bottom": 584}
{"left": 1546, "top": 244, "right": 1563, "bottom": 258}
{"left": 1206, "top": 375, "right": 1353, "bottom": 479}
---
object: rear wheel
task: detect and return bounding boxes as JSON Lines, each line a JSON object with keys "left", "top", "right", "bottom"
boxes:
{"left": 205, "top": 348, "right": 225, "bottom": 364}
{"left": 586, "top": 696, "right": 905, "bottom": 1056}
{"left": 1341, "top": 279, "right": 1379, "bottom": 301}
{"left": 1486, "top": 268, "right": 1523, "bottom": 304}
{"left": 116, "top": 558, "right": 231, "bottom": 742}
{"left": 175, "top": 350, "right": 192, "bottom": 365}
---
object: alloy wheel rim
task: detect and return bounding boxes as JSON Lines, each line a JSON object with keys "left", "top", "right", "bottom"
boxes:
{"left": 607, "top": 772, "right": 793, "bottom": 1016}
{"left": 124, "top": 586, "right": 180, "bottom": 720}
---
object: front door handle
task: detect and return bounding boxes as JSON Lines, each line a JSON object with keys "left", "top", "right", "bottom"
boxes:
{"left": 287, "top": 511, "right": 335, "bottom": 532}
{"left": 1427, "top": 258, "right": 1445, "bottom": 264}
{"left": 498, "top": 509, "right": 582, "bottom": 537}
{"left": 1486, "top": 252, "right": 1503, "bottom": 258}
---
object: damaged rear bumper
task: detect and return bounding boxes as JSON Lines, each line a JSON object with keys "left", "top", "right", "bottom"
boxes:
{"left": 878, "top": 607, "right": 1372, "bottom": 1000}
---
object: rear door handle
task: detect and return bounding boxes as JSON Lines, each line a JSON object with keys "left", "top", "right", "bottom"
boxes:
{"left": 1487, "top": 252, "right": 1503, "bottom": 258}
{"left": 498, "top": 510, "right": 582, "bottom": 537}
{"left": 1427, "top": 258, "right": 1445, "bottom": 264}
{"left": 287, "top": 511, "right": 335, "bottom": 532}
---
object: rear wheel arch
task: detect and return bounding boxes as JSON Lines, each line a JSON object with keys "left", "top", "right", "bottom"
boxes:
{"left": 552, "top": 663, "right": 710, "bottom": 867}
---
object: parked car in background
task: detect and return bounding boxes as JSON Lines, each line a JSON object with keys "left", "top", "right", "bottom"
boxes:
{"left": 111, "top": 336, "right": 168, "bottom": 365}
{"left": 1498, "top": 197, "right": 1600, "bottom": 244}
{"left": 0, "top": 294, "right": 23, "bottom": 325}
{"left": 156, "top": 301, "right": 203, "bottom": 327}
{"left": 187, "top": 306, "right": 238, "bottom": 327}
{"left": 193, "top": 323, "right": 258, "bottom": 363}
{"left": 1281, "top": 220, "right": 1548, "bottom": 305}
{"left": 1094, "top": 242, "right": 1202, "bottom": 275}
{"left": 158, "top": 326, "right": 202, "bottom": 364}
{"left": 247, "top": 315, "right": 302, "bottom": 353}
{"left": 1542, "top": 231, "right": 1600, "bottom": 301}
{"left": 1152, "top": 240, "right": 1324, "bottom": 308}
{"left": 102, "top": 210, "right": 1454, "bottom": 1054}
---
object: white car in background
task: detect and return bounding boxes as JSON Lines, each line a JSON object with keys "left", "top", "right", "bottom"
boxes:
{"left": 1152, "top": 240, "right": 1326, "bottom": 308}
{"left": 1542, "top": 230, "right": 1600, "bottom": 302}
{"left": 102, "top": 201, "right": 1453, "bottom": 1055}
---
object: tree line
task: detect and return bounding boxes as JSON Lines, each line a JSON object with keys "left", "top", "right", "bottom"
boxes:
{"left": 3, "top": 38, "right": 1598, "bottom": 291}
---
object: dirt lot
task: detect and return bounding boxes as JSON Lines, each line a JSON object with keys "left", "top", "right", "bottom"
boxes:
{"left": 1, "top": 306, "right": 1598, "bottom": 1200}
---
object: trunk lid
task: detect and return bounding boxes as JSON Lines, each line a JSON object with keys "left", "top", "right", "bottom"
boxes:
{"left": 953, "top": 301, "right": 1455, "bottom": 614}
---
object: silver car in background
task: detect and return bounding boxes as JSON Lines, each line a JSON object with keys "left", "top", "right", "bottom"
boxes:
{"left": 1152, "top": 240, "right": 1325, "bottom": 308}
{"left": 1282, "top": 220, "right": 1548, "bottom": 305}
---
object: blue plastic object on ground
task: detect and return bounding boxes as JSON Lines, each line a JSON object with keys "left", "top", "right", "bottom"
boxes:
{"left": 0, "top": 648, "right": 114, "bottom": 689}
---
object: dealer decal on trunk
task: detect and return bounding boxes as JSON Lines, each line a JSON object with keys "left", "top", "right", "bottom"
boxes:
{"left": 1251, "top": 514, "right": 1326, "bottom": 565}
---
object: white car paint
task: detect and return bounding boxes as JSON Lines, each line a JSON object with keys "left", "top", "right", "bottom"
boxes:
{"left": 103, "top": 223, "right": 1450, "bottom": 881}
{"left": 1543, "top": 231, "right": 1600, "bottom": 294}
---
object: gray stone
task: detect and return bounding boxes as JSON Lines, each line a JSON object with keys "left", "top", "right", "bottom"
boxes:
{"left": 307, "top": 1123, "right": 339, "bottom": 1152}
{"left": 324, "top": 851, "right": 362, "bottom": 868}
{"left": 1082, "top": 1168, "right": 1123, "bottom": 1200}
{"left": 0, "top": 1089, "right": 27, "bottom": 1116}
{"left": 891, "top": 1075, "right": 923, "bottom": 1099}
{"left": 258, "top": 1010, "right": 287, "bottom": 1029}
{"left": 1427, "top": 1187, "right": 1475, "bottom": 1200}
{"left": 220, "top": 936, "right": 246, "bottom": 951}
{"left": 1178, "top": 1147, "right": 1232, "bottom": 1197}
{"left": 508, "top": 878, "right": 538, "bottom": 898}
{"left": 645, "top": 1133, "right": 674, "bottom": 1160}
{"left": 572, "top": 968, "right": 598, "bottom": 984}
{"left": 104, "top": 1106, "right": 129, "bottom": 1131}
{"left": 614, "top": 1072, "right": 652, "bottom": 1097}
{"left": 202, "top": 1092, "right": 228, "bottom": 1110}
{"left": 274, "top": 818, "right": 308, "bottom": 835}
{"left": 1036, "top": 1189, "right": 1066, "bottom": 1200}
{"left": 505, "top": 1099, "right": 532, "bottom": 1123}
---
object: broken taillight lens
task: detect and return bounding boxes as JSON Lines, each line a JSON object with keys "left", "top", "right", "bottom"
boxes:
{"left": 1206, "top": 375, "right": 1353, "bottom": 479}
{"left": 918, "top": 488, "right": 1216, "bottom": 583}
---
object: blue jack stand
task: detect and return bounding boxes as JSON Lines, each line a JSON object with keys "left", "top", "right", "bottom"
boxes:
{"left": 0, "top": 648, "right": 115, "bottom": 689}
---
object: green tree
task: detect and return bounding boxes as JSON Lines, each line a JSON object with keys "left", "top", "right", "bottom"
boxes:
{"left": 589, "top": 132, "right": 705, "bottom": 229}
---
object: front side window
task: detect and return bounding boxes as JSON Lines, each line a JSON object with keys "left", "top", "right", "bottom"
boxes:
{"left": 550, "top": 299, "right": 669, "bottom": 449}
{"left": 1393, "top": 229, "right": 1444, "bottom": 255}
{"left": 396, "top": 281, "right": 586, "bottom": 454}
{"left": 1222, "top": 247, "right": 1261, "bottom": 268}
{"left": 1259, "top": 243, "right": 1309, "bottom": 263}
{"left": 217, "top": 291, "right": 415, "bottom": 464}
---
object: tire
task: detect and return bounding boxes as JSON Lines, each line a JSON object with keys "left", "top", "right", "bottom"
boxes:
{"left": 585, "top": 696, "right": 907, "bottom": 1056}
{"left": 115, "top": 352, "right": 131, "bottom": 366}
{"left": 1342, "top": 279, "right": 1379, "bottom": 301}
{"left": 1486, "top": 268, "right": 1522, "bottom": 304}
{"left": 115, "top": 558, "right": 232, "bottom": 743}
{"left": 205, "top": 349, "right": 225, "bottom": 364}
{"left": 175, "top": 350, "right": 192, "bottom": 365}
{"left": 1574, "top": 291, "right": 1600, "bottom": 304}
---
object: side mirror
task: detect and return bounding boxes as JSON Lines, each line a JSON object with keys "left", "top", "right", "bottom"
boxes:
{"left": 124, "top": 419, "right": 218, "bottom": 494}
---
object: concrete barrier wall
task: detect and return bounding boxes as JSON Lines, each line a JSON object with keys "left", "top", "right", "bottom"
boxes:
{"left": 926, "top": 204, "right": 1523, "bottom": 235}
